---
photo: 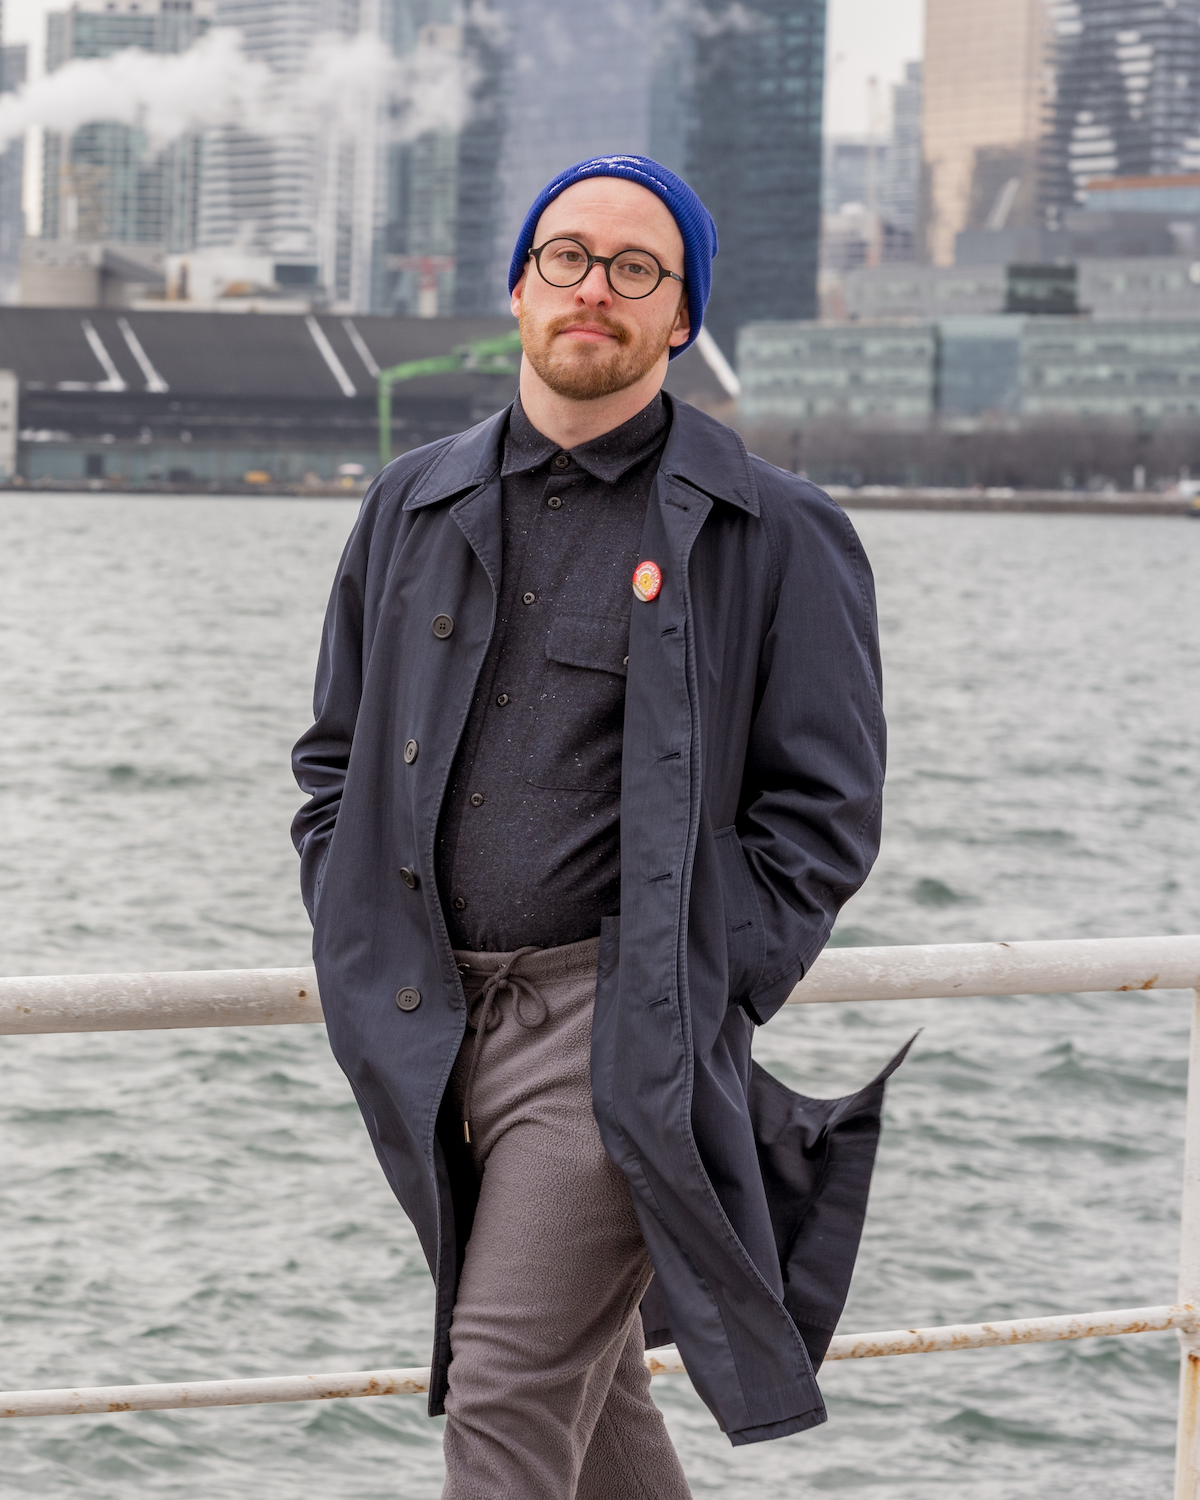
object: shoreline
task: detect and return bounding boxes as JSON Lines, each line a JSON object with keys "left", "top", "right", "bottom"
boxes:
{"left": 0, "top": 481, "right": 1196, "bottom": 514}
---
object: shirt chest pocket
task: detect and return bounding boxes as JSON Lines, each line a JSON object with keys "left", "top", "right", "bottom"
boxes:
{"left": 525, "top": 612, "right": 630, "bottom": 793}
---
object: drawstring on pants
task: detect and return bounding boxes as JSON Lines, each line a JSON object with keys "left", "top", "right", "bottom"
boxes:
{"left": 459, "top": 946, "right": 547, "bottom": 1143}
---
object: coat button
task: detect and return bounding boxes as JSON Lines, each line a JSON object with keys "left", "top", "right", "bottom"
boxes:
{"left": 522, "top": 591, "right": 535, "bottom": 605}
{"left": 396, "top": 987, "right": 421, "bottom": 1011}
{"left": 496, "top": 692, "right": 509, "bottom": 705}
{"left": 547, "top": 495, "right": 562, "bottom": 509}
{"left": 404, "top": 739, "right": 419, "bottom": 764}
{"left": 399, "top": 866, "right": 418, "bottom": 889}
{"left": 432, "top": 614, "right": 454, "bottom": 638}
{"left": 470, "top": 792, "right": 485, "bottom": 807}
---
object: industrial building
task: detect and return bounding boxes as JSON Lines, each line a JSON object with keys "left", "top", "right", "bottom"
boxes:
{"left": 739, "top": 313, "right": 1200, "bottom": 427}
{"left": 0, "top": 308, "right": 727, "bottom": 486}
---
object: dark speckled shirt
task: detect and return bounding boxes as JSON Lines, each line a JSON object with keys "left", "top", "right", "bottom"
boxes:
{"left": 435, "top": 392, "right": 670, "bottom": 952}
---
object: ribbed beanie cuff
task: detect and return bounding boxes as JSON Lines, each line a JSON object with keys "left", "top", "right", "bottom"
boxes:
{"left": 507, "top": 154, "right": 717, "bottom": 359}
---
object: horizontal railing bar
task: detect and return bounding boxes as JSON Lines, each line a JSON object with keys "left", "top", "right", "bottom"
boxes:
{"left": 2, "top": 1305, "right": 1190, "bottom": 1419}
{"left": 0, "top": 936, "right": 1197, "bottom": 1036}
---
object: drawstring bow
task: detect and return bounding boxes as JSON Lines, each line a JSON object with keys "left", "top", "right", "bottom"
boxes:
{"left": 460, "top": 946, "right": 546, "bottom": 1144}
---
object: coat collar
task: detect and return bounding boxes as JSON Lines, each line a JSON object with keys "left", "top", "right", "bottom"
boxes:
{"left": 403, "top": 394, "right": 759, "bottom": 517}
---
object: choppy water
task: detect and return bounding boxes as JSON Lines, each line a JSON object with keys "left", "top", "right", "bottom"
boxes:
{"left": 0, "top": 495, "right": 1197, "bottom": 1499}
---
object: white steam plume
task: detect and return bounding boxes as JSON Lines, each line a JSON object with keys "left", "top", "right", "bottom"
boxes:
{"left": 0, "top": 27, "right": 469, "bottom": 152}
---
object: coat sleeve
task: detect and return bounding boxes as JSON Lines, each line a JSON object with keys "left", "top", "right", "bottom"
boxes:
{"left": 290, "top": 490, "right": 378, "bottom": 923}
{"left": 738, "top": 479, "right": 885, "bottom": 1024}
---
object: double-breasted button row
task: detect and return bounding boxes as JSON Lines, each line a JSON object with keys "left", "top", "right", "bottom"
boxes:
{"left": 432, "top": 614, "right": 454, "bottom": 638}
{"left": 396, "top": 987, "right": 421, "bottom": 1011}
{"left": 404, "top": 739, "right": 418, "bottom": 764}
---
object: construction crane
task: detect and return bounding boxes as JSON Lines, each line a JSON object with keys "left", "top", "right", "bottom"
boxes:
{"left": 377, "top": 331, "right": 523, "bottom": 470}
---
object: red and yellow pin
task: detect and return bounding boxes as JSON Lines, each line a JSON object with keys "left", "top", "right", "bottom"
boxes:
{"left": 632, "top": 559, "right": 662, "bottom": 602}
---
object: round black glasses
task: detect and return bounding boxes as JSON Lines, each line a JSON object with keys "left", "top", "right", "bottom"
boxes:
{"left": 528, "top": 237, "right": 684, "bottom": 300}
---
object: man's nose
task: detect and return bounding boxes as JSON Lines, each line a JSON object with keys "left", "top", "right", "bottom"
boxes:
{"left": 574, "top": 262, "right": 613, "bottom": 307}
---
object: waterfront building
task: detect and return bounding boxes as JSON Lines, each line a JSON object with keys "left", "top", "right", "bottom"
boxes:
{"left": 921, "top": 0, "right": 1048, "bottom": 266}
{"left": 737, "top": 321, "right": 938, "bottom": 425}
{"left": 739, "top": 312, "right": 1200, "bottom": 426}
{"left": 1041, "top": 1, "right": 1200, "bottom": 218}
{"left": 0, "top": 306, "right": 725, "bottom": 484}
{"left": 834, "top": 257, "right": 1200, "bottom": 323}
{"left": 0, "top": 41, "right": 25, "bottom": 304}
{"left": 41, "top": 0, "right": 211, "bottom": 249}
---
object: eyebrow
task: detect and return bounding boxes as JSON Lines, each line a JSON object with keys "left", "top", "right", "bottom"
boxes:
{"left": 539, "top": 229, "right": 679, "bottom": 265}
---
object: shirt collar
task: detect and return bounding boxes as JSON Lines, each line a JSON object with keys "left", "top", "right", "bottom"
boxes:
{"left": 501, "top": 392, "right": 670, "bottom": 483}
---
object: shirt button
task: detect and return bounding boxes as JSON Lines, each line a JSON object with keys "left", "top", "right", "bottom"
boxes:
{"left": 399, "top": 866, "right": 418, "bottom": 889}
{"left": 432, "top": 614, "right": 454, "bottom": 638}
{"left": 404, "top": 739, "right": 418, "bottom": 764}
{"left": 554, "top": 454, "right": 570, "bottom": 469}
{"left": 452, "top": 896, "right": 467, "bottom": 911}
{"left": 470, "top": 792, "right": 485, "bottom": 807}
{"left": 396, "top": 987, "right": 421, "bottom": 1012}
{"left": 522, "top": 591, "right": 536, "bottom": 605}
{"left": 547, "top": 495, "right": 562, "bottom": 509}
{"left": 496, "top": 693, "right": 510, "bottom": 706}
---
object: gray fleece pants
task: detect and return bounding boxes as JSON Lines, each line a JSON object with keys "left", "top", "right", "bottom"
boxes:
{"left": 443, "top": 938, "right": 692, "bottom": 1500}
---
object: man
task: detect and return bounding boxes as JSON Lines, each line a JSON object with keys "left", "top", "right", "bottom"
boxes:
{"left": 293, "top": 155, "right": 892, "bottom": 1498}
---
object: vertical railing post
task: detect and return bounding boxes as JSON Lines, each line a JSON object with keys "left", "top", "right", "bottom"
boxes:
{"left": 1175, "top": 989, "right": 1200, "bottom": 1499}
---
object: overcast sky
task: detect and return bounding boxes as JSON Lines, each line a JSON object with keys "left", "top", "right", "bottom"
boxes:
{"left": 3, "top": 0, "right": 925, "bottom": 137}
{"left": 825, "top": 0, "right": 924, "bottom": 137}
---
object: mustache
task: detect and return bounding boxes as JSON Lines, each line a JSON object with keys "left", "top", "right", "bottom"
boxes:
{"left": 543, "top": 312, "right": 633, "bottom": 347}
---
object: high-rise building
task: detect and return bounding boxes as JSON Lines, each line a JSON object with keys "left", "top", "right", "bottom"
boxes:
{"left": 0, "top": 41, "right": 26, "bottom": 303}
{"left": 41, "top": 0, "right": 211, "bottom": 248}
{"left": 451, "top": 0, "right": 826, "bottom": 357}
{"left": 199, "top": 0, "right": 354, "bottom": 303}
{"left": 1041, "top": 0, "right": 1200, "bottom": 218}
{"left": 921, "top": 0, "right": 1048, "bottom": 266}
{"left": 680, "top": 0, "right": 825, "bottom": 356}
{"left": 881, "top": 61, "right": 922, "bottom": 237}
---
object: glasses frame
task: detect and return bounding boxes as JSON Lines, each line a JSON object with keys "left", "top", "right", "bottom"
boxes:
{"left": 527, "top": 237, "right": 684, "bottom": 300}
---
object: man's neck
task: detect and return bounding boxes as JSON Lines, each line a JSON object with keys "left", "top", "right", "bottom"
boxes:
{"left": 516, "top": 357, "right": 669, "bottom": 449}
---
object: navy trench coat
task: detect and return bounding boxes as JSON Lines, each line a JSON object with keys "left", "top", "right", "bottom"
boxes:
{"left": 292, "top": 395, "right": 889, "bottom": 1446}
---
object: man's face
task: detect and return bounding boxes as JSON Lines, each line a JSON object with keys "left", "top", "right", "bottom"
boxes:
{"left": 511, "top": 178, "right": 691, "bottom": 402}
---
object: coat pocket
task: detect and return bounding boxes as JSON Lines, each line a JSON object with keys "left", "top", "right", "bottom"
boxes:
{"left": 525, "top": 612, "right": 630, "bottom": 792}
{"left": 713, "top": 825, "right": 766, "bottom": 1003}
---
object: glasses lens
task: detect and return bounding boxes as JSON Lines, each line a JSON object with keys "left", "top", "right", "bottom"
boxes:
{"left": 537, "top": 239, "right": 592, "bottom": 287}
{"left": 609, "top": 250, "right": 662, "bottom": 298}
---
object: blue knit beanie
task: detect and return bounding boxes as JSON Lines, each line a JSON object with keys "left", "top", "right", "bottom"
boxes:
{"left": 508, "top": 154, "right": 717, "bottom": 359}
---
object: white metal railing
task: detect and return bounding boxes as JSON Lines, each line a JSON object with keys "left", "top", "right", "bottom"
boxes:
{"left": 2, "top": 936, "right": 1200, "bottom": 1495}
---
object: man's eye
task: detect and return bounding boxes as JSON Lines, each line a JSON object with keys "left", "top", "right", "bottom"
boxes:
{"left": 556, "top": 250, "right": 585, "bottom": 265}
{"left": 617, "top": 259, "right": 652, "bottom": 277}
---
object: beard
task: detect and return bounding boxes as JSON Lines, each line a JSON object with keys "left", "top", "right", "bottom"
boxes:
{"left": 518, "top": 305, "right": 675, "bottom": 400}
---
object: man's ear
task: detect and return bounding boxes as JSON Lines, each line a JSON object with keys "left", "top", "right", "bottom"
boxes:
{"left": 668, "top": 293, "right": 691, "bottom": 348}
{"left": 510, "top": 268, "right": 527, "bottom": 319}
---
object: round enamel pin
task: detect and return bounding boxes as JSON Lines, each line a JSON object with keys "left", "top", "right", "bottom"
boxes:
{"left": 632, "top": 559, "right": 662, "bottom": 602}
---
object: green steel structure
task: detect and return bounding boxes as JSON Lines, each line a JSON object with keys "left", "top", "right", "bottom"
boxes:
{"left": 377, "top": 330, "right": 522, "bottom": 468}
